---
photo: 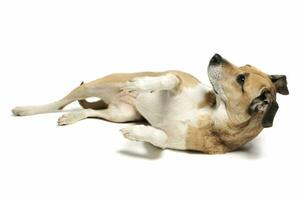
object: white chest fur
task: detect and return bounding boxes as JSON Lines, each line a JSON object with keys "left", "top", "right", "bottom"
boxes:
{"left": 135, "top": 83, "right": 212, "bottom": 149}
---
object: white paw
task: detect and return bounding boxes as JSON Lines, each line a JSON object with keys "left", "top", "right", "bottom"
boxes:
{"left": 120, "top": 125, "right": 145, "bottom": 141}
{"left": 122, "top": 78, "right": 144, "bottom": 91}
{"left": 12, "top": 106, "right": 35, "bottom": 116}
{"left": 120, "top": 127, "right": 137, "bottom": 141}
{"left": 122, "top": 77, "right": 157, "bottom": 92}
{"left": 57, "top": 112, "right": 85, "bottom": 126}
{"left": 160, "top": 74, "right": 179, "bottom": 90}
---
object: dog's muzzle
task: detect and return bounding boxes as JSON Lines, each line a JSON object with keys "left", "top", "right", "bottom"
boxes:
{"left": 208, "top": 53, "right": 224, "bottom": 95}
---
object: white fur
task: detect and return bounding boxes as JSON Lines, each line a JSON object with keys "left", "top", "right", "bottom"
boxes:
{"left": 135, "top": 83, "right": 213, "bottom": 149}
{"left": 12, "top": 72, "right": 228, "bottom": 151}
{"left": 122, "top": 73, "right": 179, "bottom": 92}
{"left": 121, "top": 125, "right": 168, "bottom": 148}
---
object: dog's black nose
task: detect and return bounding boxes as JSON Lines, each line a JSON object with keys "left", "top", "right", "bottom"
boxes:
{"left": 209, "top": 54, "right": 223, "bottom": 65}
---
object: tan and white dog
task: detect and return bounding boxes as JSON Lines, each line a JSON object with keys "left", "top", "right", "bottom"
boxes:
{"left": 12, "top": 54, "right": 289, "bottom": 154}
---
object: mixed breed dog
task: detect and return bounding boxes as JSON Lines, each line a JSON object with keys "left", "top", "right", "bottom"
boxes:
{"left": 12, "top": 54, "right": 289, "bottom": 154}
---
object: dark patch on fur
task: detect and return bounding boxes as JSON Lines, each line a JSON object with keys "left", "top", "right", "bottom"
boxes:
{"left": 270, "top": 75, "right": 289, "bottom": 95}
{"left": 206, "top": 91, "right": 217, "bottom": 107}
{"left": 261, "top": 100, "right": 279, "bottom": 128}
{"left": 78, "top": 82, "right": 108, "bottom": 110}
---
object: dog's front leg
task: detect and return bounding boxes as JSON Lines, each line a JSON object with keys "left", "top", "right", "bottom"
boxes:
{"left": 122, "top": 73, "right": 179, "bottom": 92}
{"left": 120, "top": 125, "right": 168, "bottom": 149}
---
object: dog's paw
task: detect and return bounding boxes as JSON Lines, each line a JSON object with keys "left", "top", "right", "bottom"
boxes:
{"left": 12, "top": 106, "right": 35, "bottom": 116}
{"left": 122, "top": 77, "right": 157, "bottom": 92}
{"left": 120, "top": 125, "right": 146, "bottom": 141}
{"left": 122, "top": 78, "right": 145, "bottom": 92}
{"left": 57, "top": 112, "right": 85, "bottom": 126}
{"left": 120, "top": 127, "right": 136, "bottom": 141}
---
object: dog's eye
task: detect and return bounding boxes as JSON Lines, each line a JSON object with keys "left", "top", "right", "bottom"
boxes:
{"left": 236, "top": 74, "right": 246, "bottom": 85}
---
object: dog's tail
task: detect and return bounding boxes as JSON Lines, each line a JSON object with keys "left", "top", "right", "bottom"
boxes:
{"left": 78, "top": 82, "right": 108, "bottom": 110}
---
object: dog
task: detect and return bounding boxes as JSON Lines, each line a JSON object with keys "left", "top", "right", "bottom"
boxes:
{"left": 12, "top": 54, "right": 289, "bottom": 154}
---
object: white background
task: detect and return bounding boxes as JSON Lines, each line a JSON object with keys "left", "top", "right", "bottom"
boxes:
{"left": 0, "top": 0, "right": 300, "bottom": 200}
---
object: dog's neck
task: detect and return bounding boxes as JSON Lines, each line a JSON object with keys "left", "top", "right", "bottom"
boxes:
{"left": 211, "top": 94, "right": 263, "bottom": 150}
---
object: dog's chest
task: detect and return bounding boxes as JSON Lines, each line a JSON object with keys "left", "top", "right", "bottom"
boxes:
{"left": 135, "top": 84, "right": 211, "bottom": 128}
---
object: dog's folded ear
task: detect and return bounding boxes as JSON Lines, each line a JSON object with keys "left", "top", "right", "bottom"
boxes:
{"left": 248, "top": 91, "right": 279, "bottom": 128}
{"left": 270, "top": 75, "right": 289, "bottom": 95}
{"left": 261, "top": 100, "right": 279, "bottom": 128}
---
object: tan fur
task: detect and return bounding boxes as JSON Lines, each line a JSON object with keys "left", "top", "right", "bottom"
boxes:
{"left": 12, "top": 55, "right": 287, "bottom": 154}
{"left": 198, "top": 91, "right": 216, "bottom": 108}
{"left": 186, "top": 115, "right": 263, "bottom": 154}
{"left": 185, "top": 61, "right": 278, "bottom": 153}
{"left": 214, "top": 60, "right": 277, "bottom": 124}
{"left": 87, "top": 70, "right": 199, "bottom": 90}
{"left": 167, "top": 70, "right": 200, "bottom": 92}
{"left": 79, "top": 70, "right": 199, "bottom": 102}
{"left": 75, "top": 70, "right": 200, "bottom": 110}
{"left": 89, "top": 72, "right": 164, "bottom": 86}
{"left": 186, "top": 116, "right": 230, "bottom": 154}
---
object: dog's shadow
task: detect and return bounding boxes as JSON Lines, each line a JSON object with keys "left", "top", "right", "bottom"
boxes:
{"left": 118, "top": 142, "right": 163, "bottom": 160}
{"left": 231, "top": 141, "right": 263, "bottom": 159}
{"left": 118, "top": 139, "right": 262, "bottom": 160}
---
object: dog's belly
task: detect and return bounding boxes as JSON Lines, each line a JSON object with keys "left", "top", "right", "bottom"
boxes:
{"left": 135, "top": 85, "right": 211, "bottom": 149}
{"left": 135, "top": 90, "right": 168, "bottom": 125}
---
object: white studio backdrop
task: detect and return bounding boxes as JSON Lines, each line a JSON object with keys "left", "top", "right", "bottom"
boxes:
{"left": 0, "top": 0, "right": 300, "bottom": 200}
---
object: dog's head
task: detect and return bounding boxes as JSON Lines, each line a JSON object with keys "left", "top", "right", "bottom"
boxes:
{"left": 208, "top": 54, "right": 289, "bottom": 128}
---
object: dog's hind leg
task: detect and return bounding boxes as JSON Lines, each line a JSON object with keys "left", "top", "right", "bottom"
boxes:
{"left": 12, "top": 83, "right": 94, "bottom": 116}
{"left": 11, "top": 71, "right": 166, "bottom": 117}
{"left": 57, "top": 101, "right": 142, "bottom": 125}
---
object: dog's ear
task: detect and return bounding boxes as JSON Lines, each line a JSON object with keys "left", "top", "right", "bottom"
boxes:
{"left": 261, "top": 100, "right": 279, "bottom": 128}
{"left": 270, "top": 75, "right": 289, "bottom": 95}
{"left": 248, "top": 91, "right": 279, "bottom": 128}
